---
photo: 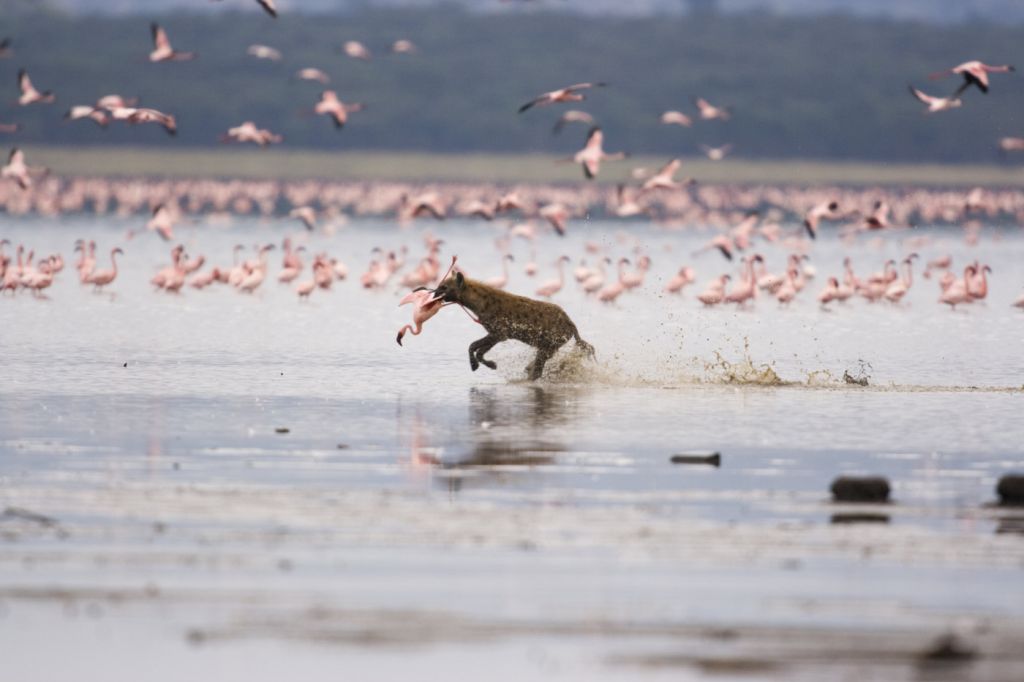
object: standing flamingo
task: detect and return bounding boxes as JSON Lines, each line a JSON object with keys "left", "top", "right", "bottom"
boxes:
{"left": 536, "top": 256, "right": 570, "bottom": 298}
{"left": 484, "top": 254, "right": 514, "bottom": 290}
{"left": 85, "top": 248, "right": 123, "bottom": 291}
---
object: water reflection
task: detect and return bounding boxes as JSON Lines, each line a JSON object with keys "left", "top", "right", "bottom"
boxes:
{"left": 432, "top": 386, "right": 573, "bottom": 493}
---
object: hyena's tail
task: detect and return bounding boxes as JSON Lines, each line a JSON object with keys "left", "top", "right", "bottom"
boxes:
{"left": 571, "top": 324, "right": 596, "bottom": 361}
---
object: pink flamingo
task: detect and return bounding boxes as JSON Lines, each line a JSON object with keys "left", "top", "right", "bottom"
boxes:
{"left": 697, "top": 275, "right": 730, "bottom": 306}
{"left": 581, "top": 258, "right": 610, "bottom": 295}
{"left": 536, "top": 256, "right": 570, "bottom": 298}
{"left": 85, "top": 247, "right": 123, "bottom": 291}
{"left": 597, "top": 258, "right": 630, "bottom": 303}
{"left": 939, "top": 265, "right": 976, "bottom": 309}
{"left": 664, "top": 266, "right": 696, "bottom": 294}
{"left": 967, "top": 263, "right": 990, "bottom": 300}
{"left": 884, "top": 254, "right": 918, "bottom": 303}
{"left": 621, "top": 255, "right": 650, "bottom": 290}
{"left": 818, "top": 277, "right": 841, "bottom": 308}
{"left": 775, "top": 268, "right": 798, "bottom": 305}
{"left": 724, "top": 256, "right": 758, "bottom": 307}
{"left": 189, "top": 268, "right": 221, "bottom": 289}
{"left": 396, "top": 287, "right": 446, "bottom": 345}
{"left": 484, "top": 254, "right": 514, "bottom": 290}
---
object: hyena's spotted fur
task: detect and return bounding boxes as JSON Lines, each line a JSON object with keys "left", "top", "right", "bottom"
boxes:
{"left": 432, "top": 271, "right": 595, "bottom": 380}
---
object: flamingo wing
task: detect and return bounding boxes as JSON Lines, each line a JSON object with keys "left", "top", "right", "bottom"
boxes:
{"left": 151, "top": 23, "right": 171, "bottom": 51}
{"left": 256, "top": 0, "right": 278, "bottom": 17}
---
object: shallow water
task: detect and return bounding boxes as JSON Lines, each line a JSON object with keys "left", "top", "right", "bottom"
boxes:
{"left": 1, "top": 214, "right": 1023, "bottom": 680}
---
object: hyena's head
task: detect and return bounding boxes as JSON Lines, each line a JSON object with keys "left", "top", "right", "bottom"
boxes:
{"left": 431, "top": 270, "right": 466, "bottom": 304}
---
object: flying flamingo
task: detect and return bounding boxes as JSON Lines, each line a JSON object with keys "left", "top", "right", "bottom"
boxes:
{"left": 2, "top": 148, "right": 40, "bottom": 190}
{"left": 211, "top": 0, "right": 278, "bottom": 17}
{"left": 17, "top": 69, "right": 55, "bottom": 106}
{"left": 539, "top": 202, "right": 571, "bottom": 236}
{"left": 803, "top": 201, "right": 841, "bottom": 239}
{"left": 694, "top": 97, "right": 730, "bottom": 121}
{"left": 552, "top": 110, "right": 594, "bottom": 134}
{"left": 930, "top": 60, "right": 1015, "bottom": 94}
{"left": 84, "top": 248, "right": 123, "bottom": 292}
{"left": 220, "top": 121, "right": 282, "bottom": 146}
{"left": 391, "top": 39, "right": 417, "bottom": 54}
{"left": 313, "top": 90, "right": 364, "bottom": 129}
{"left": 571, "top": 127, "right": 627, "bottom": 180}
{"left": 295, "top": 68, "right": 330, "bottom": 84}
{"left": 342, "top": 41, "right": 371, "bottom": 60}
{"left": 700, "top": 144, "right": 733, "bottom": 161}
{"left": 107, "top": 106, "right": 177, "bottom": 135}
{"left": 146, "top": 204, "right": 176, "bottom": 240}
{"left": 518, "top": 82, "right": 606, "bottom": 113}
{"left": 660, "top": 110, "right": 692, "bottom": 127}
{"left": 149, "top": 23, "right": 197, "bottom": 62}
{"left": 908, "top": 86, "right": 963, "bottom": 114}
{"left": 536, "top": 256, "right": 570, "bottom": 298}
{"left": 247, "top": 44, "right": 282, "bottom": 60}
{"left": 641, "top": 159, "right": 693, "bottom": 193}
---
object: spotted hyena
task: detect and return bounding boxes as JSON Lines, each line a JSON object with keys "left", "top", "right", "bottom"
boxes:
{"left": 431, "top": 271, "right": 596, "bottom": 380}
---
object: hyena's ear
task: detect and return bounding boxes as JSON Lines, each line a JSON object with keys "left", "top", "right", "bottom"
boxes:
{"left": 455, "top": 271, "right": 465, "bottom": 289}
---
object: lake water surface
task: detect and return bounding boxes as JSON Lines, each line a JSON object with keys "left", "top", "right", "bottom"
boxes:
{"left": 1, "top": 215, "right": 1023, "bottom": 681}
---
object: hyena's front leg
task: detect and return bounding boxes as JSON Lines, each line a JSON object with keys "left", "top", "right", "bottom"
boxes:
{"left": 468, "top": 334, "right": 499, "bottom": 371}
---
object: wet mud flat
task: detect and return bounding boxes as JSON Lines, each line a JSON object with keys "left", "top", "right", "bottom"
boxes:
{"left": 3, "top": 444, "right": 1024, "bottom": 681}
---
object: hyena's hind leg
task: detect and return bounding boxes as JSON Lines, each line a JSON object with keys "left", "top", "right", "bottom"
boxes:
{"left": 468, "top": 334, "right": 500, "bottom": 371}
{"left": 526, "top": 345, "right": 557, "bottom": 381}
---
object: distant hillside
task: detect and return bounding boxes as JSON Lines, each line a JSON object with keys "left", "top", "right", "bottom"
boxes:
{"left": 2, "top": 8, "right": 1023, "bottom": 163}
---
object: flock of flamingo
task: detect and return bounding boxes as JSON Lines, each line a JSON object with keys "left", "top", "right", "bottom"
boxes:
{"left": 0, "top": 6, "right": 1023, "bottom": 315}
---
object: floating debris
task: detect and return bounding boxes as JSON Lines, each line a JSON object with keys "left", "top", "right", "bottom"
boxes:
{"left": 920, "top": 633, "right": 976, "bottom": 663}
{"left": 830, "top": 476, "right": 891, "bottom": 503}
{"left": 2, "top": 506, "right": 58, "bottom": 527}
{"left": 830, "top": 513, "right": 890, "bottom": 525}
{"left": 670, "top": 452, "right": 721, "bottom": 467}
{"left": 996, "top": 474, "right": 1024, "bottom": 506}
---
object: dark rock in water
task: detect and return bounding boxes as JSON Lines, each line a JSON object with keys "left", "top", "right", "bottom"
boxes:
{"left": 920, "top": 633, "right": 976, "bottom": 663}
{"left": 830, "top": 513, "right": 890, "bottom": 525}
{"left": 671, "top": 452, "right": 721, "bottom": 467}
{"left": 996, "top": 474, "right": 1024, "bottom": 506}
{"left": 337, "top": 443, "right": 349, "bottom": 450}
{"left": 122, "top": 362, "right": 128, "bottom": 368}
{"left": 830, "top": 476, "right": 890, "bottom": 503}
{"left": 275, "top": 427, "right": 290, "bottom": 434}
{"left": 995, "top": 517, "right": 1024, "bottom": 535}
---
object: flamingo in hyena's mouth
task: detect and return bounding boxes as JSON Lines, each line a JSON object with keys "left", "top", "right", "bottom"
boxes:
{"left": 396, "top": 256, "right": 475, "bottom": 346}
